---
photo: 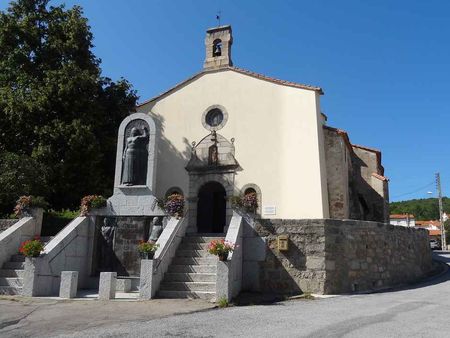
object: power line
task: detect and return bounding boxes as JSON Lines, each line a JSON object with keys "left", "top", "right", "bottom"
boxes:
{"left": 391, "top": 181, "right": 435, "bottom": 199}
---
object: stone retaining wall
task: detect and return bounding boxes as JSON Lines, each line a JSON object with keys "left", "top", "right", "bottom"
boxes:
{"left": 244, "top": 219, "right": 432, "bottom": 295}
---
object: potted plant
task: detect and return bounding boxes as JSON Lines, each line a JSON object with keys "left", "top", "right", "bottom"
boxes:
{"left": 19, "top": 236, "right": 44, "bottom": 257}
{"left": 138, "top": 241, "right": 160, "bottom": 259}
{"left": 164, "top": 193, "right": 184, "bottom": 218}
{"left": 14, "top": 195, "right": 48, "bottom": 217}
{"left": 80, "top": 195, "right": 107, "bottom": 216}
{"left": 207, "top": 239, "right": 235, "bottom": 261}
{"left": 242, "top": 192, "right": 258, "bottom": 213}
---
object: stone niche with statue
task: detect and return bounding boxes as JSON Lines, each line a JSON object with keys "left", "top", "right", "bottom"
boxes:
{"left": 91, "top": 113, "right": 166, "bottom": 279}
{"left": 108, "top": 112, "right": 164, "bottom": 216}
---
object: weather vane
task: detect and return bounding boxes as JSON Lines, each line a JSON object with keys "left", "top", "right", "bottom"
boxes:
{"left": 216, "top": 11, "right": 221, "bottom": 26}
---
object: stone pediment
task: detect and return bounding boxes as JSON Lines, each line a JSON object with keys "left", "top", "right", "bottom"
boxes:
{"left": 186, "top": 132, "right": 240, "bottom": 173}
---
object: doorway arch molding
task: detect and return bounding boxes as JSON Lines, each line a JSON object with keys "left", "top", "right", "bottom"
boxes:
{"left": 187, "top": 172, "right": 235, "bottom": 233}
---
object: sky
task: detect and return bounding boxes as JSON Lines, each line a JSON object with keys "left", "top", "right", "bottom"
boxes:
{"left": 1, "top": 0, "right": 449, "bottom": 202}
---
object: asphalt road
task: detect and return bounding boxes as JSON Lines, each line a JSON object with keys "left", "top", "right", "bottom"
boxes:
{"left": 2, "top": 252, "right": 450, "bottom": 338}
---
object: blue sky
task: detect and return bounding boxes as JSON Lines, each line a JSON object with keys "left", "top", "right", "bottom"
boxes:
{"left": 1, "top": 0, "right": 449, "bottom": 201}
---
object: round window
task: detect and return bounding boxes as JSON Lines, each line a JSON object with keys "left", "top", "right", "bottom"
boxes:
{"left": 205, "top": 108, "right": 224, "bottom": 127}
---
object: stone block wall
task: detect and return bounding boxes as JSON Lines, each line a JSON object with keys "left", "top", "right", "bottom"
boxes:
{"left": 243, "top": 218, "right": 432, "bottom": 295}
{"left": 324, "top": 219, "right": 431, "bottom": 293}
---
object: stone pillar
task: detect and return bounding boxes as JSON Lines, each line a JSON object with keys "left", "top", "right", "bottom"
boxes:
{"left": 139, "top": 259, "right": 155, "bottom": 300}
{"left": 99, "top": 272, "right": 117, "bottom": 300}
{"left": 59, "top": 271, "right": 78, "bottom": 299}
{"left": 22, "top": 257, "right": 38, "bottom": 297}
{"left": 29, "top": 208, "right": 44, "bottom": 236}
{"left": 216, "top": 261, "right": 231, "bottom": 302}
{"left": 116, "top": 278, "right": 131, "bottom": 293}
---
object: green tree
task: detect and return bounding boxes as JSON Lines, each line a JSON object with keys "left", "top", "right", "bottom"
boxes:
{"left": 0, "top": 0, "right": 137, "bottom": 214}
{"left": 390, "top": 197, "right": 450, "bottom": 221}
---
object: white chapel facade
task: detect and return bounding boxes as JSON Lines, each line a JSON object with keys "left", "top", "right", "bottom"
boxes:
{"left": 136, "top": 25, "right": 389, "bottom": 231}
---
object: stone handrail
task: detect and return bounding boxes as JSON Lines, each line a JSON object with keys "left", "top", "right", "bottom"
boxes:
{"left": 139, "top": 215, "right": 188, "bottom": 299}
{"left": 0, "top": 208, "right": 43, "bottom": 269}
{"left": 216, "top": 210, "right": 244, "bottom": 301}
{"left": 23, "top": 216, "right": 95, "bottom": 296}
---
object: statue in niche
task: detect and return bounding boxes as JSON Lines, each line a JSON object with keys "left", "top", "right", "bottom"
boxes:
{"left": 99, "top": 217, "right": 117, "bottom": 271}
{"left": 208, "top": 130, "right": 219, "bottom": 165}
{"left": 148, "top": 216, "right": 163, "bottom": 243}
{"left": 122, "top": 126, "right": 149, "bottom": 185}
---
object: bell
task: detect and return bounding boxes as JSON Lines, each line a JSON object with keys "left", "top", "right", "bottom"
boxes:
{"left": 213, "top": 44, "right": 222, "bottom": 56}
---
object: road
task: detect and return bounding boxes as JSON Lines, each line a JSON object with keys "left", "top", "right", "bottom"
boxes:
{"left": 1, "top": 252, "right": 450, "bottom": 337}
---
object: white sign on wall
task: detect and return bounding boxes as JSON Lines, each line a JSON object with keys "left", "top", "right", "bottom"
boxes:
{"left": 263, "top": 206, "right": 276, "bottom": 215}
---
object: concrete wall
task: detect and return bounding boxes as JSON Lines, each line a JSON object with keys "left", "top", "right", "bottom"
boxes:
{"left": 23, "top": 216, "right": 95, "bottom": 296}
{"left": 0, "top": 209, "right": 43, "bottom": 269}
{"left": 137, "top": 68, "right": 329, "bottom": 219}
{"left": 242, "top": 219, "right": 432, "bottom": 295}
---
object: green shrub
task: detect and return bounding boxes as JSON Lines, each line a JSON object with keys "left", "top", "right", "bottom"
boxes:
{"left": 217, "top": 297, "right": 229, "bottom": 308}
{"left": 41, "top": 209, "right": 78, "bottom": 236}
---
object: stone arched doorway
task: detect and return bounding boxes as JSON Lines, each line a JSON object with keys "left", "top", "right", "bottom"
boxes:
{"left": 197, "top": 181, "right": 226, "bottom": 233}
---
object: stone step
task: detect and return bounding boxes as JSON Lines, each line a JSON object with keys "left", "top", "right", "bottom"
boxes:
{"left": 171, "top": 257, "right": 217, "bottom": 266}
{"left": 157, "top": 290, "right": 216, "bottom": 301}
{"left": 0, "top": 269, "right": 24, "bottom": 278}
{"left": 178, "top": 242, "right": 210, "bottom": 250}
{"left": 176, "top": 250, "right": 210, "bottom": 258}
{"left": 159, "top": 281, "right": 216, "bottom": 292}
{"left": 2, "top": 262, "right": 25, "bottom": 270}
{"left": 164, "top": 273, "right": 216, "bottom": 283}
{"left": 168, "top": 264, "right": 217, "bottom": 274}
{"left": 0, "top": 277, "right": 23, "bottom": 288}
{"left": 186, "top": 233, "right": 225, "bottom": 237}
{"left": 182, "top": 237, "right": 224, "bottom": 244}
{"left": 10, "top": 254, "right": 25, "bottom": 262}
{"left": 0, "top": 286, "right": 22, "bottom": 296}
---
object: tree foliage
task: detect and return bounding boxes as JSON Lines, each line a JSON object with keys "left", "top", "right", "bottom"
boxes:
{"left": 0, "top": 0, "right": 137, "bottom": 215}
{"left": 390, "top": 198, "right": 450, "bottom": 221}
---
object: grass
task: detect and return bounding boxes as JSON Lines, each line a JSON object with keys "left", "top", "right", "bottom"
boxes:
{"left": 217, "top": 296, "right": 230, "bottom": 308}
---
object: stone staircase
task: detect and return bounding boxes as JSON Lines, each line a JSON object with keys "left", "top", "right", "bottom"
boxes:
{"left": 0, "top": 236, "right": 53, "bottom": 295}
{"left": 158, "top": 234, "right": 224, "bottom": 301}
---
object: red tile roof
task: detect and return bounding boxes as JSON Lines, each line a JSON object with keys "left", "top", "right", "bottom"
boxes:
{"left": 415, "top": 220, "right": 441, "bottom": 228}
{"left": 230, "top": 66, "right": 324, "bottom": 94}
{"left": 137, "top": 66, "right": 323, "bottom": 107}
{"left": 429, "top": 229, "right": 441, "bottom": 236}
{"left": 390, "top": 214, "right": 415, "bottom": 219}
{"left": 372, "top": 173, "right": 389, "bottom": 181}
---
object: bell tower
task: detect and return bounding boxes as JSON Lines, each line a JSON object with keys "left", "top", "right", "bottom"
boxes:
{"left": 203, "top": 25, "right": 233, "bottom": 70}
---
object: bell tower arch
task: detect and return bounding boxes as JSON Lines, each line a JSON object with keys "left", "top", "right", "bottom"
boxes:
{"left": 203, "top": 25, "right": 233, "bottom": 70}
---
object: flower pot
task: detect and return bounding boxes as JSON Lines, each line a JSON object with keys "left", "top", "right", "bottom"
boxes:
{"left": 218, "top": 254, "right": 228, "bottom": 261}
{"left": 140, "top": 252, "right": 155, "bottom": 260}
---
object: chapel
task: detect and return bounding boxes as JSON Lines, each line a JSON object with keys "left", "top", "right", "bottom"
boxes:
{"left": 136, "top": 25, "right": 390, "bottom": 232}
{"left": 0, "top": 26, "right": 429, "bottom": 300}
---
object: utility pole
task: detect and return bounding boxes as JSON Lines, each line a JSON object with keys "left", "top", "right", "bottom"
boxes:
{"left": 436, "top": 173, "right": 446, "bottom": 249}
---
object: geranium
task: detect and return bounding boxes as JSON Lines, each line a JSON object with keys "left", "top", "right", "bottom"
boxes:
{"left": 19, "top": 236, "right": 44, "bottom": 257}
{"left": 137, "top": 240, "right": 159, "bottom": 253}
{"left": 207, "top": 239, "right": 235, "bottom": 257}
{"left": 242, "top": 192, "right": 258, "bottom": 212}
{"left": 164, "top": 194, "right": 184, "bottom": 217}
{"left": 14, "top": 195, "right": 48, "bottom": 217}
{"left": 80, "top": 195, "right": 107, "bottom": 216}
